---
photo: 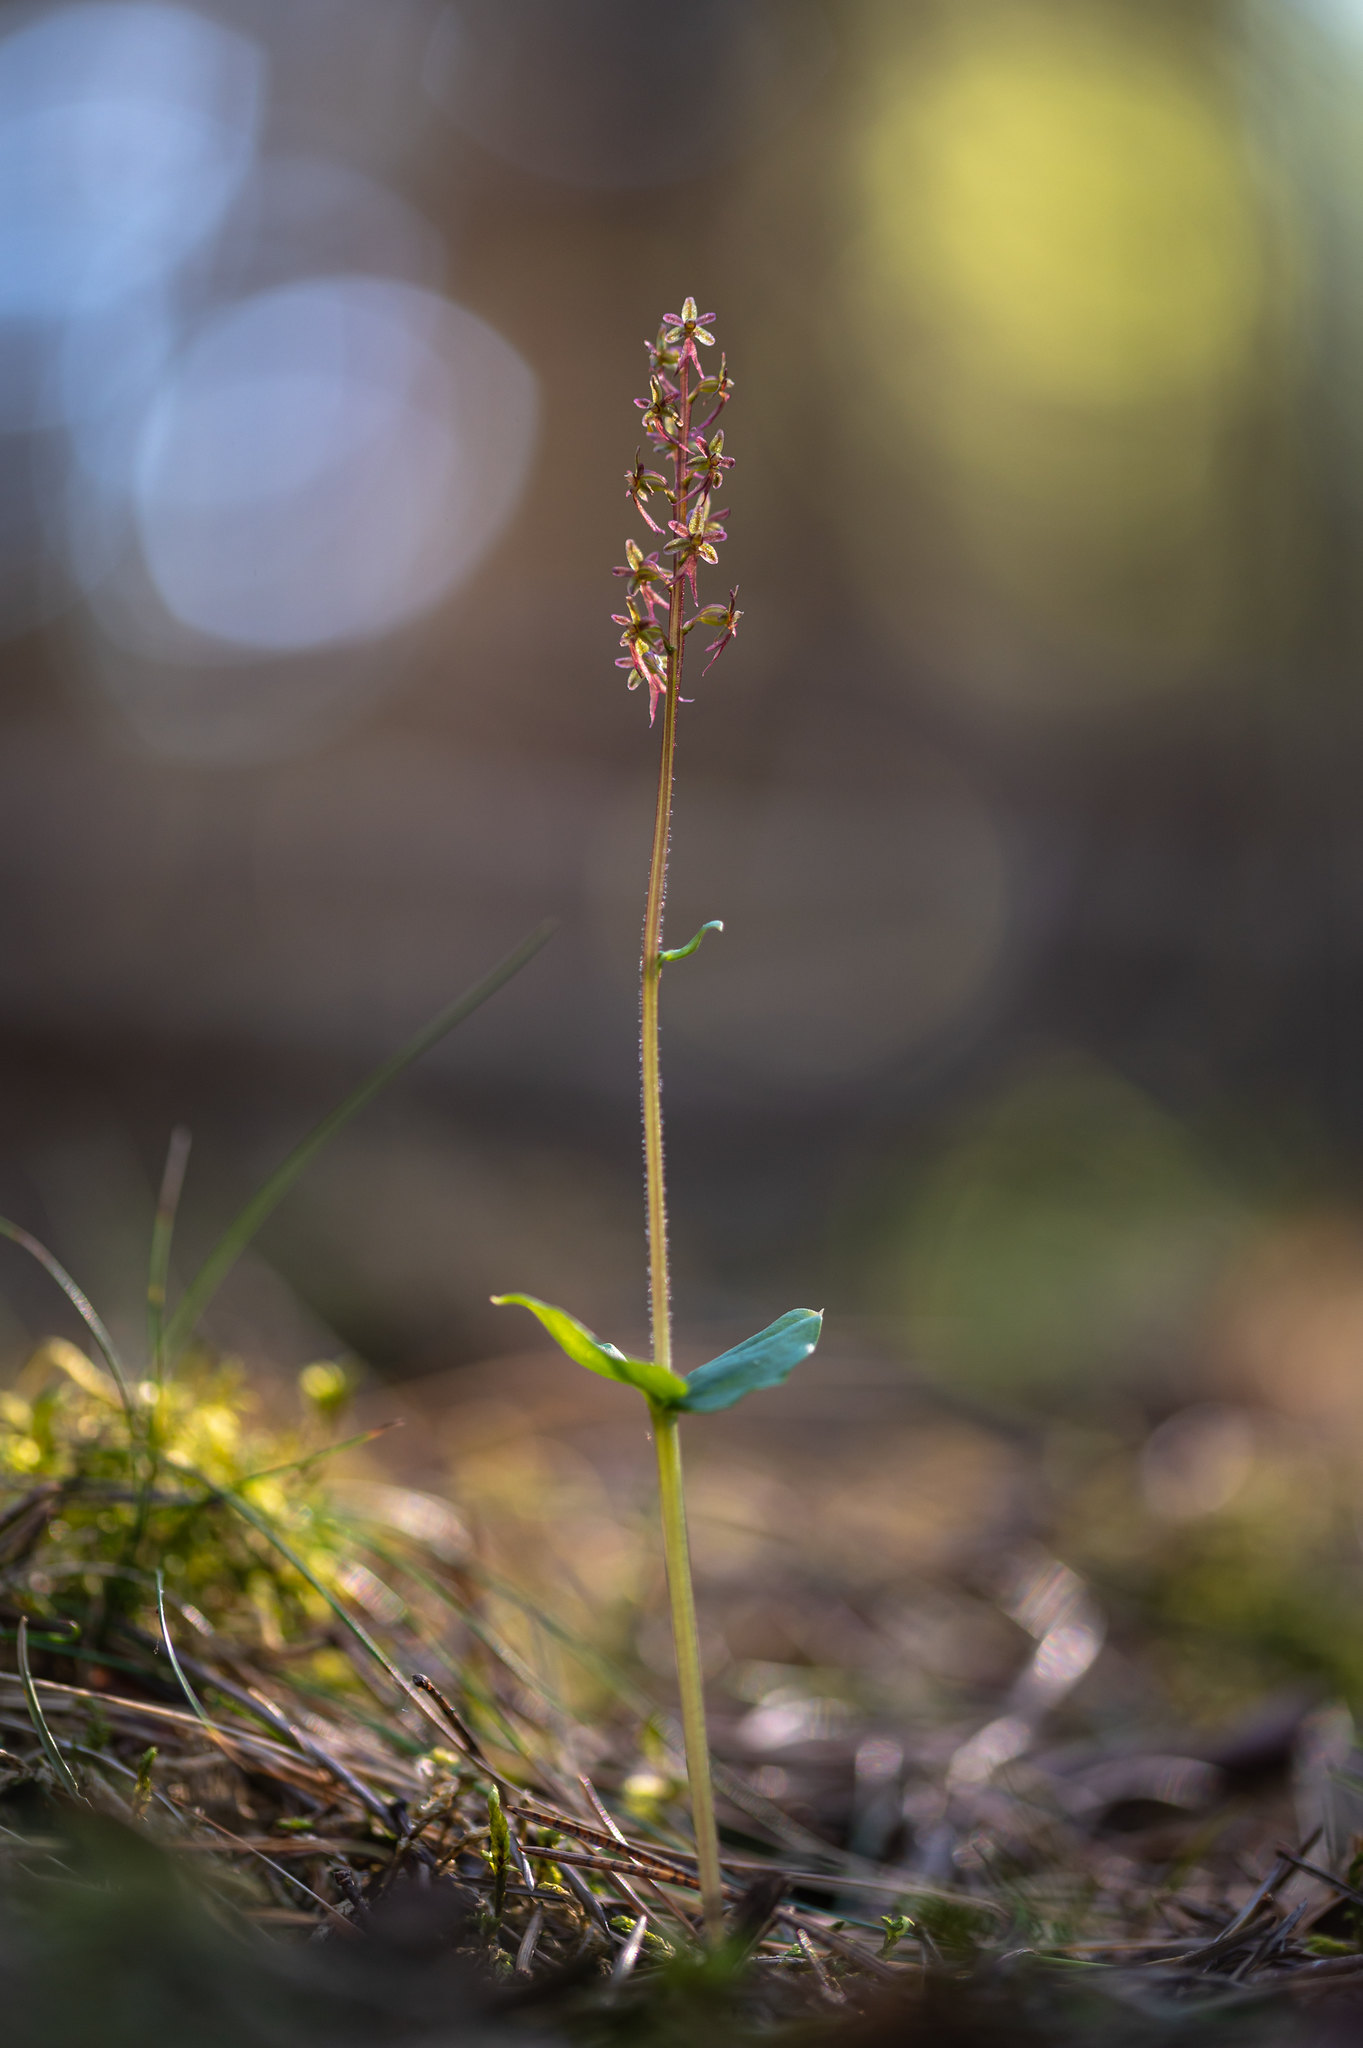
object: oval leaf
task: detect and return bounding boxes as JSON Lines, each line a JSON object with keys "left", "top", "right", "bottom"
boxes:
{"left": 679, "top": 1308, "right": 823, "bottom": 1414}
{"left": 491, "top": 1293, "right": 689, "bottom": 1406}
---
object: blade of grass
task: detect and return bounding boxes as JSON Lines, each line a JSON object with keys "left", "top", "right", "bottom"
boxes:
{"left": 155, "top": 1570, "right": 211, "bottom": 1729}
{"left": 16, "top": 1616, "right": 82, "bottom": 1800}
{"left": 174, "top": 1660, "right": 395, "bottom": 1827}
{"left": 488, "top": 1783, "right": 511, "bottom": 1919}
{"left": 130, "top": 1128, "right": 192, "bottom": 1582}
{"left": 167, "top": 1460, "right": 399, "bottom": 1679}
{"left": 347, "top": 1501, "right": 657, "bottom": 1727}
{"left": 611, "top": 1913, "right": 649, "bottom": 1985}
{"left": 163, "top": 920, "right": 554, "bottom": 1364}
{"left": 360, "top": 1530, "right": 571, "bottom": 1724}
{"left": 397, "top": 1545, "right": 872, "bottom": 1873}
{"left": 164, "top": 1458, "right": 459, "bottom": 1751}
{"left": 232, "top": 1421, "right": 402, "bottom": 1491}
{"left": 147, "top": 1125, "right": 192, "bottom": 1381}
{"left": 178, "top": 1805, "right": 358, "bottom": 1932}
{"left": 0, "top": 1218, "right": 134, "bottom": 1423}
{"left": 0, "top": 1632, "right": 186, "bottom": 1685}
{"left": 351, "top": 1529, "right": 597, "bottom": 1794}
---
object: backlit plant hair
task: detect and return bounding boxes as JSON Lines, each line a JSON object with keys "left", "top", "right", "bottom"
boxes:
{"left": 494, "top": 300, "right": 822, "bottom": 1942}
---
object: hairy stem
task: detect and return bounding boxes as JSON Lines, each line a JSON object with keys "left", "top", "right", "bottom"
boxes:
{"left": 651, "top": 1402, "right": 725, "bottom": 1939}
{"left": 638, "top": 352, "right": 724, "bottom": 1939}
{"left": 640, "top": 658, "right": 680, "bottom": 1376}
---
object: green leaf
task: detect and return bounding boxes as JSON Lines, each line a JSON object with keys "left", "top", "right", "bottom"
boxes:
{"left": 490, "top": 1294, "right": 689, "bottom": 1406}
{"left": 163, "top": 921, "right": 554, "bottom": 1365}
{"left": 660, "top": 919, "right": 723, "bottom": 965}
{"left": 678, "top": 1308, "right": 823, "bottom": 1413}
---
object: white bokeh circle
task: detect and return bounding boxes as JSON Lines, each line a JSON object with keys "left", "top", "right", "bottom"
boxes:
{"left": 132, "top": 278, "right": 538, "bottom": 651}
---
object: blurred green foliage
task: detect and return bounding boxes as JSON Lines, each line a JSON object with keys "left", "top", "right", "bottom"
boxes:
{"left": 0, "top": 1338, "right": 365, "bottom": 1691}
{"left": 883, "top": 1057, "right": 1246, "bottom": 1400}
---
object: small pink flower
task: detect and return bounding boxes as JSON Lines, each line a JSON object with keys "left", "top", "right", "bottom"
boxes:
{"left": 612, "top": 536, "right": 672, "bottom": 618}
{"left": 667, "top": 494, "right": 728, "bottom": 599}
{"left": 613, "top": 599, "right": 669, "bottom": 723}
{"left": 645, "top": 325, "right": 682, "bottom": 382}
{"left": 692, "top": 350, "right": 734, "bottom": 433}
{"left": 695, "top": 587, "right": 743, "bottom": 674}
{"left": 685, "top": 428, "right": 733, "bottom": 498}
{"left": 625, "top": 451, "right": 670, "bottom": 534}
{"left": 661, "top": 295, "right": 716, "bottom": 376}
{"left": 635, "top": 376, "right": 681, "bottom": 448}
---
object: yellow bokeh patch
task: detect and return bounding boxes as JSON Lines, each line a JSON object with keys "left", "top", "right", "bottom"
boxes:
{"left": 861, "top": 10, "right": 1262, "bottom": 407}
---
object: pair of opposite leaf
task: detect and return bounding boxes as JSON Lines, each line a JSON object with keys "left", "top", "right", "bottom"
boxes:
{"left": 491, "top": 1294, "right": 822, "bottom": 1413}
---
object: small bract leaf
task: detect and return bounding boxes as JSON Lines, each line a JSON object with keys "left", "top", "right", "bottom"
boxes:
{"left": 679, "top": 1308, "right": 823, "bottom": 1413}
{"left": 491, "top": 1294, "right": 689, "bottom": 1406}
{"left": 659, "top": 919, "right": 723, "bottom": 965}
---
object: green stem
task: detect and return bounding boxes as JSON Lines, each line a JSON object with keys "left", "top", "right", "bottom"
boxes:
{"left": 638, "top": 350, "right": 724, "bottom": 1941}
{"left": 651, "top": 1402, "right": 724, "bottom": 1939}
{"left": 640, "top": 649, "right": 679, "bottom": 1376}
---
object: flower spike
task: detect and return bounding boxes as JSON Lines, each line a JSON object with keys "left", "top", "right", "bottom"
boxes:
{"left": 611, "top": 300, "right": 735, "bottom": 718}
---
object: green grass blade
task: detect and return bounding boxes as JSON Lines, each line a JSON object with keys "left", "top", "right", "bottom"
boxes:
{"left": 231, "top": 1420, "right": 401, "bottom": 1491}
{"left": 167, "top": 1457, "right": 403, "bottom": 1685}
{"left": 358, "top": 1528, "right": 572, "bottom": 1735}
{"left": 16, "top": 1615, "right": 82, "bottom": 1799}
{"left": 488, "top": 1783, "right": 510, "bottom": 1919}
{"left": 155, "top": 1570, "right": 211, "bottom": 1728}
{"left": 0, "top": 1217, "right": 134, "bottom": 1419}
{"left": 166, "top": 1457, "right": 460, "bottom": 1755}
{"left": 132, "top": 1745, "right": 157, "bottom": 1820}
{"left": 163, "top": 921, "right": 554, "bottom": 1363}
{"left": 147, "top": 1125, "right": 192, "bottom": 1381}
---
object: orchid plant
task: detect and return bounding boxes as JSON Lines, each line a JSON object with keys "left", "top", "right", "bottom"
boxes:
{"left": 494, "top": 299, "right": 822, "bottom": 1941}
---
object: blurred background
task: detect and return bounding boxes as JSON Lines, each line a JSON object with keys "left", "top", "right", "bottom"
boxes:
{"left": 11, "top": 0, "right": 1363, "bottom": 1801}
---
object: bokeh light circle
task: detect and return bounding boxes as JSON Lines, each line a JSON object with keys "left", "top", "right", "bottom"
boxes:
{"left": 0, "top": 2, "right": 264, "bottom": 319}
{"left": 842, "top": 6, "right": 1279, "bottom": 706}
{"left": 132, "top": 279, "right": 538, "bottom": 651}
